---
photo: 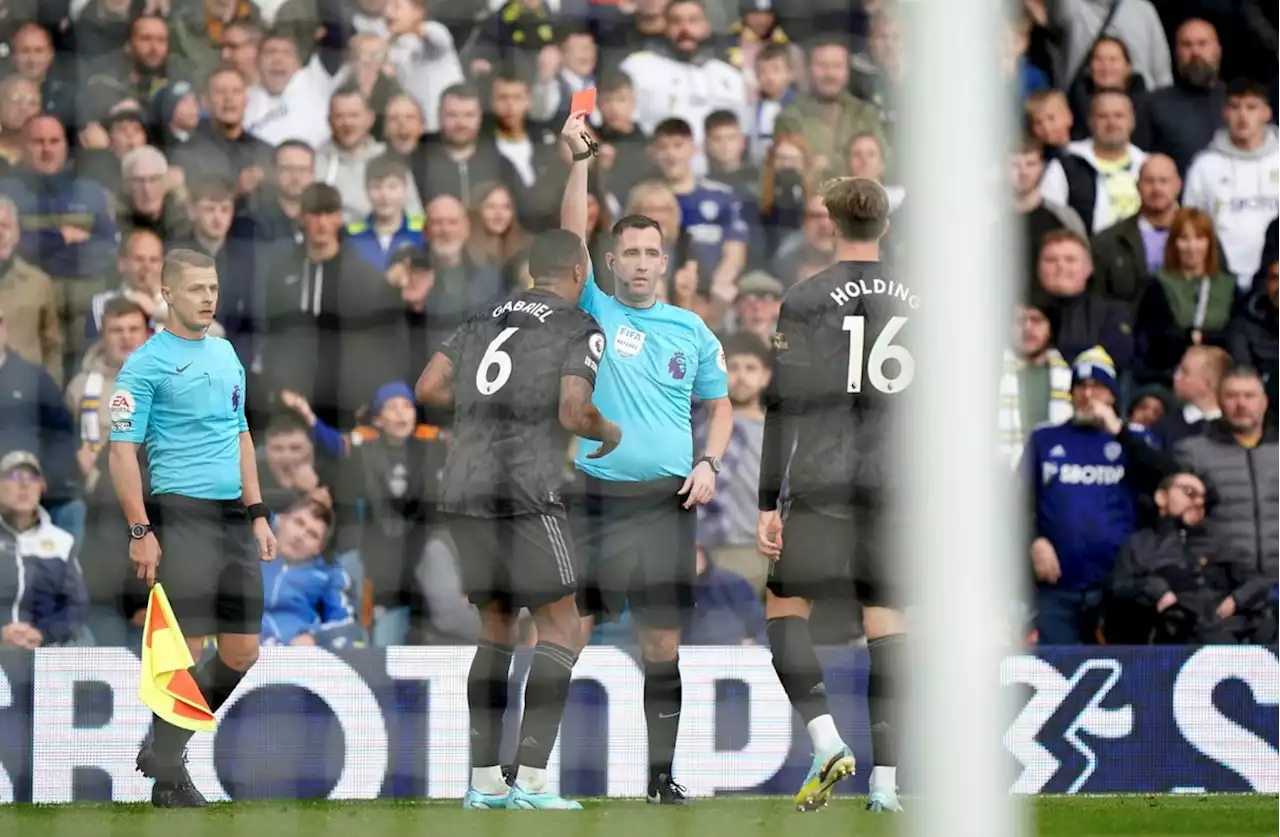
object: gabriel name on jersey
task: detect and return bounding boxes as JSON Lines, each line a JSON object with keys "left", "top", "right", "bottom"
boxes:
{"left": 764, "top": 261, "right": 919, "bottom": 511}
{"left": 438, "top": 288, "right": 605, "bottom": 519}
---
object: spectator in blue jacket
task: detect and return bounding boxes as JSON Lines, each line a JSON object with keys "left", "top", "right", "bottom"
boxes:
{"left": 0, "top": 115, "right": 118, "bottom": 360}
{"left": 0, "top": 307, "right": 80, "bottom": 539}
{"left": 346, "top": 154, "right": 425, "bottom": 269}
{"left": 261, "top": 500, "right": 363, "bottom": 649}
{"left": 1022, "top": 347, "right": 1175, "bottom": 644}
{"left": 683, "top": 546, "right": 766, "bottom": 645}
{"left": 0, "top": 451, "right": 88, "bottom": 648}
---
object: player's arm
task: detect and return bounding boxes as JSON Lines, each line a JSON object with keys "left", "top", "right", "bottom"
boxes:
{"left": 559, "top": 325, "right": 620, "bottom": 455}
{"left": 560, "top": 112, "right": 593, "bottom": 241}
{"left": 758, "top": 306, "right": 809, "bottom": 512}
{"left": 415, "top": 352, "right": 456, "bottom": 407}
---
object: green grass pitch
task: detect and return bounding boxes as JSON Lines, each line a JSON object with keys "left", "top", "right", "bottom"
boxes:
{"left": 0, "top": 795, "right": 1275, "bottom": 837}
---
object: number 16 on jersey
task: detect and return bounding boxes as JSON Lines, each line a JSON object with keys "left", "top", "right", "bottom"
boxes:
{"left": 843, "top": 315, "right": 915, "bottom": 394}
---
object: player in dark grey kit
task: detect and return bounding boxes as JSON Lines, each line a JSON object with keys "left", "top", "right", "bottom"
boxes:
{"left": 415, "top": 228, "right": 621, "bottom": 811}
{"left": 756, "top": 178, "right": 913, "bottom": 813}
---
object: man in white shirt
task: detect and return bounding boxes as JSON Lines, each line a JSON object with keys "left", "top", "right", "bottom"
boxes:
{"left": 384, "top": 0, "right": 465, "bottom": 134}
{"left": 621, "top": 0, "right": 749, "bottom": 173}
{"left": 530, "top": 31, "right": 599, "bottom": 124}
{"left": 315, "top": 87, "right": 424, "bottom": 223}
{"left": 1183, "top": 79, "right": 1279, "bottom": 289}
{"left": 245, "top": 32, "right": 334, "bottom": 149}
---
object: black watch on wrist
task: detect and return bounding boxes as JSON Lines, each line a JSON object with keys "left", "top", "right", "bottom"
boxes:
{"left": 129, "top": 523, "right": 152, "bottom": 540}
{"left": 698, "top": 455, "right": 722, "bottom": 474}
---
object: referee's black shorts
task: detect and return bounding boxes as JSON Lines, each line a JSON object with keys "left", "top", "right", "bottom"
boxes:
{"left": 148, "top": 493, "right": 262, "bottom": 637}
{"left": 767, "top": 497, "right": 904, "bottom": 609}
{"left": 569, "top": 475, "right": 696, "bottom": 630}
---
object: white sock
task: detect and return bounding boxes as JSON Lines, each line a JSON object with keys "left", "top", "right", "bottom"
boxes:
{"left": 470, "top": 765, "right": 507, "bottom": 794}
{"left": 515, "top": 765, "right": 548, "bottom": 793}
{"left": 870, "top": 765, "right": 897, "bottom": 793}
{"left": 806, "top": 715, "right": 844, "bottom": 756}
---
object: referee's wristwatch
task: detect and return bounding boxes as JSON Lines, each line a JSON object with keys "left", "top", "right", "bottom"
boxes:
{"left": 697, "top": 455, "right": 722, "bottom": 474}
{"left": 129, "top": 523, "right": 153, "bottom": 540}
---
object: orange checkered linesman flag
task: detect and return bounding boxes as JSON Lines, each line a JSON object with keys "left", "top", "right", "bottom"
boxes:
{"left": 138, "top": 583, "right": 216, "bottom": 732}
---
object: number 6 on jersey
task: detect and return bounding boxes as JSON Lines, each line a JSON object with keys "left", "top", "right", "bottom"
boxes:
{"left": 843, "top": 315, "right": 914, "bottom": 394}
{"left": 477, "top": 327, "right": 519, "bottom": 395}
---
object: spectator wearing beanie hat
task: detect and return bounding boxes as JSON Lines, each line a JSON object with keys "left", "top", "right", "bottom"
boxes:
{"left": 1021, "top": 347, "right": 1176, "bottom": 644}
{"left": 148, "top": 81, "right": 202, "bottom": 156}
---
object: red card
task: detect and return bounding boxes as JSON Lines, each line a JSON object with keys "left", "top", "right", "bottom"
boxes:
{"left": 570, "top": 87, "right": 597, "bottom": 115}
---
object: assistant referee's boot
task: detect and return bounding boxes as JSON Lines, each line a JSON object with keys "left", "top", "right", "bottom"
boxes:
{"left": 137, "top": 744, "right": 208, "bottom": 808}
{"left": 646, "top": 773, "right": 690, "bottom": 805}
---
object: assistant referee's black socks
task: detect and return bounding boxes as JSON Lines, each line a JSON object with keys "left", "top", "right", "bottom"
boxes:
{"left": 514, "top": 642, "right": 578, "bottom": 787}
{"left": 151, "top": 652, "right": 250, "bottom": 765}
{"left": 643, "top": 656, "right": 682, "bottom": 783}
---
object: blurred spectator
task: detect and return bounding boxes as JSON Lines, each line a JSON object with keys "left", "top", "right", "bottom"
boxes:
{"left": 261, "top": 500, "right": 362, "bottom": 648}
{"left": 1153, "top": 345, "right": 1230, "bottom": 448}
{"left": 1133, "top": 208, "right": 1237, "bottom": 386}
{"left": 731, "top": 271, "right": 782, "bottom": 345}
{"left": 1175, "top": 368, "right": 1279, "bottom": 598}
{"left": 77, "top": 107, "right": 151, "bottom": 198}
{"left": 1108, "top": 470, "right": 1273, "bottom": 644}
{"left": 382, "top": 92, "right": 424, "bottom": 156}
{"left": 86, "top": 228, "right": 165, "bottom": 342}
{"left": 850, "top": 6, "right": 903, "bottom": 143}
{"left": 1127, "top": 385, "right": 1169, "bottom": 429}
{"left": 1183, "top": 79, "right": 1278, "bottom": 289}
{"left": 705, "top": 110, "right": 760, "bottom": 201}
{"left": 118, "top": 145, "right": 191, "bottom": 242}
{"left": 149, "top": 81, "right": 204, "bottom": 157}
{"left": 651, "top": 118, "right": 747, "bottom": 308}
{"left": 748, "top": 42, "right": 798, "bottom": 165}
{"left": 622, "top": 0, "right": 748, "bottom": 172}
{"left": 1040, "top": 89, "right": 1147, "bottom": 234}
{"left": 1025, "top": 89, "right": 1073, "bottom": 164}
{"left": 772, "top": 193, "right": 834, "bottom": 287}
{"left": 1030, "top": 0, "right": 1171, "bottom": 91}
{"left": 229, "top": 139, "right": 312, "bottom": 260}
{"left": 258, "top": 413, "right": 322, "bottom": 511}
{"left": 683, "top": 546, "right": 765, "bottom": 645}
{"left": 218, "top": 20, "right": 263, "bottom": 88}
{"left": 470, "top": 0, "right": 560, "bottom": 78}
{"left": 317, "top": 86, "right": 423, "bottom": 223}
{"left": 169, "top": 0, "right": 260, "bottom": 83}
{"left": 1227, "top": 258, "right": 1278, "bottom": 424}
{"left": 1000, "top": 300, "right": 1072, "bottom": 468}
{"left": 0, "top": 76, "right": 41, "bottom": 168}
{"left": 721, "top": 0, "right": 801, "bottom": 106}
{"left": 81, "top": 15, "right": 184, "bottom": 124}
{"left": 385, "top": 243, "right": 437, "bottom": 362}
{"left": 465, "top": 181, "right": 529, "bottom": 272}
{"left": 1033, "top": 229, "right": 1133, "bottom": 369}
{"left": 262, "top": 183, "right": 412, "bottom": 430}
{"left": 245, "top": 29, "right": 334, "bottom": 149}
{"left": 594, "top": 71, "right": 653, "bottom": 207}
{"left": 1023, "top": 347, "right": 1171, "bottom": 644}
{"left": 1012, "top": 135, "right": 1086, "bottom": 283}
{"left": 757, "top": 132, "right": 812, "bottom": 258}
{"left": 66, "top": 297, "right": 149, "bottom": 498}
{"left": 0, "top": 115, "right": 117, "bottom": 362}
{"left": 330, "top": 33, "right": 403, "bottom": 143}
{"left": 0, "top": 197, "right": 63, "bottom": 382}
{"left": 1068, "top": 36, "right": 1145, "bottom": 141}
{"left": 696, "top": 330, "right": 770, "bottom": 591}
{"left": 419, "top": 194, "right": 504, "bottom": 343}
{"left": 529, "top": 30, "right": 599, "bottom": 126}
{"left": 384, "top": 0, "right": 465, "bottom": 135}
{"left": 774, "top": 35, "right": 883, "bottom": 180}
{"left": 1088, "top": 153, "right": 1180, "bottom": 310}
{"left": 487, "top": 67, "right": 559, "bottom": 198}
{"left": 171, "top": 66, "right": 273, "bottom": 196}
{"left": 9, "top": 23, "right": 75, "bottom": 130}
{"left": 0, "top": 451, "right": 87, "bottom": 648}
{"left": 410, "top": 83, "right": 521, "bottom": 209}
{"left": 1133, "top": 18, "right": 1225, "bottom": 177}
{"left": 347, "top": 153, "right": 425, "bottom": 269}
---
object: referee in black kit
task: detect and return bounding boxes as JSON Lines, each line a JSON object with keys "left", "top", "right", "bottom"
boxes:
{"left": 108, "top": 249, "right": 277, "bottom": 808}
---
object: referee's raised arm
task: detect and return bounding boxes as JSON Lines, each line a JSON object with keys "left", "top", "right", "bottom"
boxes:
{"left": 106, "top": 249, "right": 277, "bottom": 810}
{"left": 560, "top": 110, "right": 594, "bottom": 241}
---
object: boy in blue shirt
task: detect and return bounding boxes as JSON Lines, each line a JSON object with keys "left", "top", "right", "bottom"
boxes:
{"left": 346, "top": 154, "right": 425, "bottom": 269}
{"left": 261, "top": 500, "right": 362, "bottom": 648}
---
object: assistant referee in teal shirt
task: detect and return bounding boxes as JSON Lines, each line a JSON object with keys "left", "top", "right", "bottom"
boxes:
{"left": 108, "top": 249, "right": 277, "bottom": 809}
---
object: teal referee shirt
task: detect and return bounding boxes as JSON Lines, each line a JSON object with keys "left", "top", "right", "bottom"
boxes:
{"left": 575, "top": 269, "right": 728, "bottom": 482}
{"left": 108, "top": 330, "right": 248, "bottom": 500}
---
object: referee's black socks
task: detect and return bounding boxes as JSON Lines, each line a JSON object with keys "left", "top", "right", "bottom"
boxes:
{"left": 642, "top": 656, "right": 682, "bottom": 783}
{"left": 467, "top": 640, "right": 514, "bottom": 769}
{"left": 867, "top": 633, "right": 905, "bottom": 769}
{"left": 766, "top": 616, "right": 830, "bottom": 724}
{"left": 152, "top": 652, "right": 250, "bottom": 764}
{"left": 515, "top": 642, "right": 578, "bottom": 772}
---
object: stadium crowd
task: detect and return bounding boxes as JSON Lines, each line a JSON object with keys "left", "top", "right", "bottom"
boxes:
{"left": 0, "top": 0, "right": 1275, "bottom": 653}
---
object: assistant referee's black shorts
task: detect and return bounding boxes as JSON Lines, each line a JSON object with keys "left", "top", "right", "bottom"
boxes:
{"left": 569, "top": 475, "right": 697, "bottom": 630}
{"left": 148, "top": 493, "right": 262, "bottom": 637}
{"left": 767, "top": 497, "right": 904, "bottom": 608}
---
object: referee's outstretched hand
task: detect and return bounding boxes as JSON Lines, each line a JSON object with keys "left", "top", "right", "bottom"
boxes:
{"left": 131, "top": 532, "right": 161, "bottom": 587}
{"left": 253, "top": 518, "right": 278, "bottom": 562}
